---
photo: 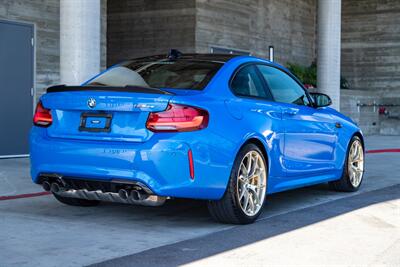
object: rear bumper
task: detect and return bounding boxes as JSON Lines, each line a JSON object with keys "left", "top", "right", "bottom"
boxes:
{"left": 30, "top": 127, "right": 232, "bottom": 200}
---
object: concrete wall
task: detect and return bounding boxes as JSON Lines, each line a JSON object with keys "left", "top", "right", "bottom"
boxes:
{"left": 0, "top": 0, "right": 107, "bottom": 100}
{"left": 341, "top": 0, "right": 400, "bottom": 135}
{"left": 107, "top": 0, "right": 197, "bottom": 66}
{"left": 195, "top": 0, "right": 317, "bottom": 66}
{"left": 100, "top": 0, "right": 107, "bottom": 72}
{"left": 378, "top": 89, "right": 400, "bottom": 135}
{"left": 2, "top": 0, "right": 398, "bottom": 135}
{"left": 341, "top": 0, "right": 400, "bottom": 91}
{"left": 340, "top": 88, "right": 400, "bottom": 136}
{"left": 107, "top": 0, "right": 316, "bottom": 67}
{"left": 340, "top": 89, "right": 380, "bottom": 135}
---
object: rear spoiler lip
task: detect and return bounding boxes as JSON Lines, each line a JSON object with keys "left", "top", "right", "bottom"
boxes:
{"left": 46, "top": 85, "right": 175, "bottom": 95}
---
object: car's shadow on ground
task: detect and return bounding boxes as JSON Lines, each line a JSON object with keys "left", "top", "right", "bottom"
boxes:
{"left": 91, "top": 184, "right": 400, "bottom": 267}
{"left": 92, "top": 183, "right": 337, "bottom": 221}
{"left": 4, "top": 182, "right": 357, "bottom": 226}
{"left": 3, "top": 155, "right": 398, "bottom": 228}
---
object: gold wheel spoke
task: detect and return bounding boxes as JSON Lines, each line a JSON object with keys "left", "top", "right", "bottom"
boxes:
{"left": 246, "top": 154, "right": 252, "bottom": 176}
{"left": 248, "top": 194, "right": 255, "bottom": 211}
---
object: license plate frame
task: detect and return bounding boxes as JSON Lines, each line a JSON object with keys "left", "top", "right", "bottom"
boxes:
{"left": 79, "top": 112, "right": 113, "bottom": 133}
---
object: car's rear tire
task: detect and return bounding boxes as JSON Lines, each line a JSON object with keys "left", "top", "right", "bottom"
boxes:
{"left": 53, "top": 193, "right": 100, "bottom": 207}
{"left": 329, "top": 136, "right": 365, "bottom": 192}
{"left": 207, "top": 143, "right": 268, "bottom": 224}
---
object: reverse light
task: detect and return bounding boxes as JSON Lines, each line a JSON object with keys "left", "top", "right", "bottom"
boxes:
{"left": 33, "top": 101, "right": 52, "bottom": 127}
{"left": 146, "top": 104, "right": 209, "bottom": 132}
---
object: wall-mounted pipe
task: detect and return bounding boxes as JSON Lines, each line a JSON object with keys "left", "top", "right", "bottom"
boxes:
{"left": 269, "top": 46, "right": 274, "bottom": 62}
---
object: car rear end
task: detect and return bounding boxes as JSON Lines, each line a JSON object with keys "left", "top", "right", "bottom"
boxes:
{"left": 30, "top": 55, "right": 233, "bottom": 204}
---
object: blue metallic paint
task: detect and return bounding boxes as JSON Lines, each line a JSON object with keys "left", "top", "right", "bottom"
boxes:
{"left": 30, "top": 56, "right": 363, "bottom": 200}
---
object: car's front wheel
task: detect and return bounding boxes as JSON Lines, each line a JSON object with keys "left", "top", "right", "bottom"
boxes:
{"left": 208, "top": 143, "right": 268, "bottom": 224}
{"left": 329, "top": 136, "right": 365, "bottom": 192}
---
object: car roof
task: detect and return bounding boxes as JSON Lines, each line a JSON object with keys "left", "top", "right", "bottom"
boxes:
{"left": 129, "top": 53, "right": 239, "bottom": 64}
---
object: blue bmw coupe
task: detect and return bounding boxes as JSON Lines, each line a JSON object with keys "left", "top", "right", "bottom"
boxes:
{"left": 30, "top": 51, "right": 365, "bottom": 224}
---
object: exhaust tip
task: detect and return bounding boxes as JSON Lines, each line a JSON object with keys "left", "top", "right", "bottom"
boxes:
{"left": 42, "top": 181, "right": 51, "bottom": 192}
{"left": 50, "top": 183, "right": 60, "bottom": 193}
{"left": 130, "top": 190, "right": 143, "bottom": 201}
{"left": 118, "top": 189, "right": 129, "bottom": 200}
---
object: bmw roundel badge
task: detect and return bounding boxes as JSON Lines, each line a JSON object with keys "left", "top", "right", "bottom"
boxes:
{"left": 87, "top": 98, "right": 96, "bottom": 108}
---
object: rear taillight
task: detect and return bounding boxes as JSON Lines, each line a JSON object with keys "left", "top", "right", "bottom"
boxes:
{"left": 33, "top": 101, "right": 52, "bottom": 127}
{"left": 146, "top": 104, "right": 209, "bottom": 132}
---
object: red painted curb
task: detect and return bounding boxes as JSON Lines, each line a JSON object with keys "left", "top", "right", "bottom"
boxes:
{"left": 366, "top": 149, "right": 400, "bottom": 154}
{"left": 0, "top": 191, "right": 51, "bottom": 201}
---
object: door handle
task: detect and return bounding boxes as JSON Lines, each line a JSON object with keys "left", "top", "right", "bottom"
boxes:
{"left": 283, "top": 108, "right": 299, "bottom": 116}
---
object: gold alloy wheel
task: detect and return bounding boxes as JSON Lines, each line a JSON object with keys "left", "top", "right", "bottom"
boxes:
{"left": 348, "top": 139, "right": 364, "bottom": 187}
{"left": 236, "top": 150, "right": 267, "bottom": 216}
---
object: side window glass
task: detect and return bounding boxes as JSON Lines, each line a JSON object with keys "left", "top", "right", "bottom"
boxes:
{"left": 231, "top": 65, "right": 269, "bottom": 99}
{"left": 257, "top": 65, "right": 310, "bottom": 106}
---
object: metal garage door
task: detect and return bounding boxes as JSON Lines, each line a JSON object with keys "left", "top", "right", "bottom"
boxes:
{"left": 0, "top": 20, "right": 34, "bottom": 157}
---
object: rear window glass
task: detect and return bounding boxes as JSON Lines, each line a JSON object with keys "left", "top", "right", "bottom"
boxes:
{"left": 86, "top": 60, "right": 223, "bottom": 90}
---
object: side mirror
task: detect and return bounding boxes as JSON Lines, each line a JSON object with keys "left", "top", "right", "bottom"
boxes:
{"left": 310, "top": 93, "right": 332, "bottom": 108}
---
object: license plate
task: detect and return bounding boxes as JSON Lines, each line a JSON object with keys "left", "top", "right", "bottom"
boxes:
{"left": 79, "top": 112, "right": 112, "bottom": 132}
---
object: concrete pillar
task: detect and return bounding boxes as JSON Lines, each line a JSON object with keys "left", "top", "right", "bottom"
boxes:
{"left": 60, "top": 0, "right": 101, "bottom": 85}
{"left": 317, "top": 0, "right": 342, "bottom": 110}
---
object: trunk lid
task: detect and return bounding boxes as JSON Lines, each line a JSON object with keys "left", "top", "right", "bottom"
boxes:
{"left": 41, "top": 85, "right": 173, "bottom": 142}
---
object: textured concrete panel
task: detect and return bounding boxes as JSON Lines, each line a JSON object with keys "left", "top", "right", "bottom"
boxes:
{"left": 107, "top": 0, "right": 197, "bottom": 66}
{"left": 195, "top": 0, "right": 317, "bottom": 66}
{"left": 107, "top": 0, "right": 316, "bottom": 67}
{"left": 342, "top": 0, "right": 400, "bottom": 91}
